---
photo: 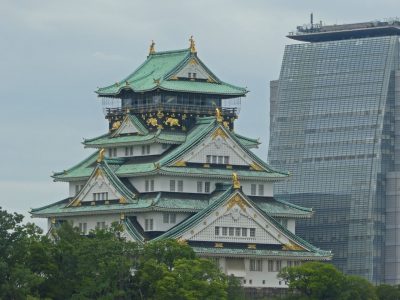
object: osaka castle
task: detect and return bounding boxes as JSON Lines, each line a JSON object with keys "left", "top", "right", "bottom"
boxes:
{"left": 31, "top": 38, "right": 331, "bottom": 289}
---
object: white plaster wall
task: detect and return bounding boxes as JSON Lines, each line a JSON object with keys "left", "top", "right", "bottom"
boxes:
{"left": 184, "top": 136, "right": 251, "bottom": 166}
{"left": 104, "top": 143, "right": 166, "bottom": 158}
{"left": 129, "top": 176, "right": 218, "bottom": 194}
{"left": 175, "top": 63, "right": 209, "bottom": 79}
{"left": 241, "top": 181, "right": 273, "bottom": 197}
{"left": 136, "top": 211, "right": 190, "bottom": 232}
{"left": 69, "top": 181, "right": 86, "bottom": 197}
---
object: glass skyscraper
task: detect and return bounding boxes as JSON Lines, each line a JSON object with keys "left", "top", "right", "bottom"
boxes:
{"left": 268, "top": 20, "right": 400, "bottom": 283}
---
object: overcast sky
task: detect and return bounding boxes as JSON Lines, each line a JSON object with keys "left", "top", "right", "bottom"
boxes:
{"left": 1, "top": 0, "right": 399, "bottom": 229}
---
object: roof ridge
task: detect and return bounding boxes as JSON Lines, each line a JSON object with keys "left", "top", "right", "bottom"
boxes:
{"left": 52, "top": 151, "right": 98, "bottom": 178}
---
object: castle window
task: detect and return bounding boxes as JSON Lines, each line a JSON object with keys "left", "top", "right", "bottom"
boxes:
{"left": 113, "top": 148, "right": 117, "bottom": 157}
{"left": 250, "top": 259, "right": 263, "bottom": 271}
{"left": 93, "top": 192, "right": 108, "bottom": 201}
{"left": 229, "top": 227, "right": 234, "bottom": 236}
{"left": 188, "top": 72, "right": 192, "bottom": 78}
{"left": 235, "top": 227, "right": 241, "bottom": 236}
{"left": 75, "top": 184, "right": 84, "bottom": 195}
{"left": 150, "top": 180, "right": 154, "bottom": 191}
{"left": 205, "top": 182, "right": 211, "bottom": 193}
{"left": 251, "top": 184, "right": 256, "bottom": 196}
{"left": 79, "top": 223, "right": 87, "bottom": 235}
{"left": 218, "top": 156, "right": 223, "bottom": 164}
{"left": 250, "top": 228, "right": 256, "bottom": 237}
{"left": 258, "top": 184, "right": 264, "bottom": 196}
{"left": 197, "top": 181, "right": 203, "bottom": 193}
{"left": 242, "top": 228, "right": 247, "bottom": 237}
{"left": 224, "top": 156, "right": 230, "bottom": 164}
{"left": 142, "top": 145, "right": 150, "bottom": 155}
{"left": 145, "top": 179, "right": 154, "bottom": 192}
{"left": 108, "top": 148, "right": 113, "bottom": 157}
{"left": 268, "top": 260, "right": 273, "bottom": 272}
{"left": 177, "top": 180, "right": 183, "bottom": 192}
{"left": 276, "top": 261, "right": 282, "bottom": 272}
{"left": 145, "top": 219, "right": 153, "bottom": 231}
{"left": 212, "top": 155, "right": 217, "bottom": 164}
{"left": 170, "top": 180, "right": 176, "bottom": 192}
{"left": 215, "top": 226, "right": 220, "bottom": 236}
{"left": 193, "top": 73, "right": 197, "bottom": 79}
{"left": 125, "top": 146, "right": 134, "bottom": 156}
{"left": 206, "top": 155, "right": 211, "bottom": 163}
{"left": 96, "top": 222, "right": 106, "bottom": 230}
{"left": 163, "top": 213, "right": 176, "bottom": 224}
{"left": 222, "top": 227, "right": 228, "bottom": 236}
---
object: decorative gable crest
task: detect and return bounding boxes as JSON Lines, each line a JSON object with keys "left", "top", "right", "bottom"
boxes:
{"left": 177, "top": 126, "right": 257, "bottom": 167}
{"left": 160, "top": 190, "right": 307, "bottom": 251}
{"left": 68, "top": 163, "right": 135, "bottom": 207}
{"left": 111, "top": 115, "right": 148, "bottom": 137}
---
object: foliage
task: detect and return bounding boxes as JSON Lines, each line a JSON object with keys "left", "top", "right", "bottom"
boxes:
{"left": 376, "top": 284, "right": 400, "bottom": 300}
{"left": 0, "top": 207, "right": 236, "bottom": 299}
{"left": 278, "top": 262, "right": 378, "bottom": 300}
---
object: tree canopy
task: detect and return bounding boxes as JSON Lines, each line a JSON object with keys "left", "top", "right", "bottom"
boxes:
{"left": 0, "top": 207, "right": 240, "bottom": 300}
{"left": 278, "top": 261, "right": 378, "bottom": 300}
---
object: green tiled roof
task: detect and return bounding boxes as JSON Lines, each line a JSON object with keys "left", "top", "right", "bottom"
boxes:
{"left": 84, "top": 130, "right": 186, "bottom": 148}
{"left": 31, "top": 192, "right": 312, "bottom": 219}
{"left": 96, "top": 49, "right": 247, "bottom": 97}
{"left": 234, "top": 133, "right": 260, "bottom": 148}
{"left": 252, "top": 198, "right": 312, "bottom": 218}
{"left": 97, "top": 161, "right": 137, "bottom": 203}
{"left": 154, "top": 188, "right": 331, "bottom": 258}
{"left": 124, "top": 219, "right": 145, "bottom": 244}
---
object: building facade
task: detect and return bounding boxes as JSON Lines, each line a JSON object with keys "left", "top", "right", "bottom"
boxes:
{"left": 32, "top": 39, "right": 330, "bottom": 289}
{"left": 268, "top": 19, "right": 400, "bottom": 283}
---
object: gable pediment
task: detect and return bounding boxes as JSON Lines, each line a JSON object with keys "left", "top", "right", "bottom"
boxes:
{"left": 178, "top": 192, "right": 305, "bottom": 250}
{"left": 69, "top": 167, "right": 127, "bottom": 206}
{"left": 176, "top": 127, "right": 255, "bottom": 167}
{"left": 171, "top": 58, "right": 215, "bottom": 81}
{"left": 112, "top": 115, "right": 146, "bottom": 137}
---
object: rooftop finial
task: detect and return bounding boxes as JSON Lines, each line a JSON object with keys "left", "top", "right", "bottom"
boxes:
{"left": 189, "top": 36, "right": 196, "bottom": 53}
{"left": 149, "top": 40, "right": 155, "bottom": 55}
{"left": 215, "top": 108, "right": 223, "bottom": 123}
{"left": 97, "top": 148, "right": 105, "bottom": 163}
{"left": 232, "top": 173, "right": 240, "bottom": 189}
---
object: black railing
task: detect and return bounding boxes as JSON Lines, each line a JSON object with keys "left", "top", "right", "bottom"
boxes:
{"left": 105, "top": 103, "right": 237, "bottom": 118}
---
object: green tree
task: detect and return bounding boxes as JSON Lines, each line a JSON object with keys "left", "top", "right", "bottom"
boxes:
{"left": 154, "top": 258, "right": 228, "bottom": 300}
{"left": 40, "top": 222, "right": 138, "bottom": 299}
{"left": 376, "top": 284, "right": 400, "bottom": 300}
{"left": 278, "top": 262, "right": 345, "bottom": 300}
{"left": 340, "top": 275, "right": 377, "bottom": 300}
{"left": 0, "top": 207, "right": 44, "bottom": 299}
{"left": 133, "top": 240, "right": 232, "bottom": 300}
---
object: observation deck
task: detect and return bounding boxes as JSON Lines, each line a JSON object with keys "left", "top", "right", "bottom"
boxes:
{"left": 288, "top": 18, "right": 400, "bottom": 42}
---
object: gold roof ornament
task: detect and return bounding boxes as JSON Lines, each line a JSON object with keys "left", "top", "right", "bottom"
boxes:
{"left": 232, "top": 172, "right": 241, "bottom": 189}
{"left": 149, "top": 40, "right": 155, "bottom": 55}
{"left": 97, "top": 148, "right": 105, "bottom": 163}
{"left": 215, "top": 108, "right": 223, "bottom": 123}
{"left": 189, "top": 35, "right": 196, "bottom": 53}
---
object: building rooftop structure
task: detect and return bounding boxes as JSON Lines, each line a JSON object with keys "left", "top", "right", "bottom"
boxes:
{"left": 288, "top": 17, "right": 400, "bottom": 42}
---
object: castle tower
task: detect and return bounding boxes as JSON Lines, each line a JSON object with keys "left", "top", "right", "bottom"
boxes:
{"left": 32, "top": 39, "right": 330, "bottom": 291}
